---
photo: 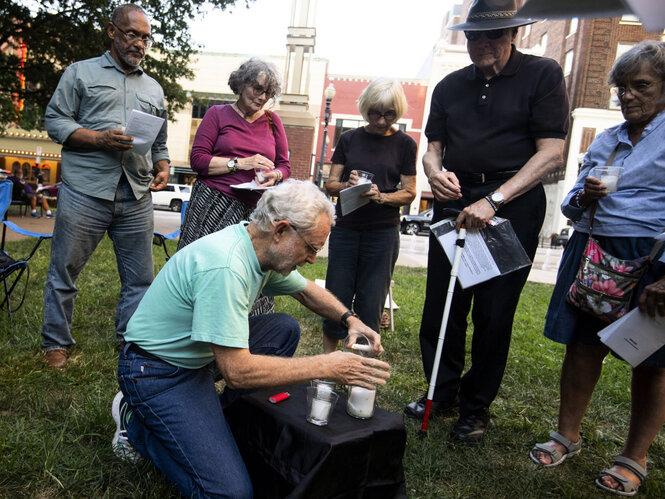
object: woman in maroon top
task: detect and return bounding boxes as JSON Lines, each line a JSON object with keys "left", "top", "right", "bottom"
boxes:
{"left": 180, "top": 58, "right": 291, "bottom": 314}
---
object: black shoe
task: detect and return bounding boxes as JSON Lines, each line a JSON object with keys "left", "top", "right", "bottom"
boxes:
{"left": 450, "top": 409, "right": 490, "bottom": 444}
{"left": 404, "top": 396, "right": 458, "bottom": 420}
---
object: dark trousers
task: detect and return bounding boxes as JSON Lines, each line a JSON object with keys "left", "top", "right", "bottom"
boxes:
{"left": 419, "top": 180, "right": 545, "bottom": 417}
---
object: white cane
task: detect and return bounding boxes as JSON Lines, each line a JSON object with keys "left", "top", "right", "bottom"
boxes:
{"left": 420, "top": 225, "right": 467, "bottom": 435}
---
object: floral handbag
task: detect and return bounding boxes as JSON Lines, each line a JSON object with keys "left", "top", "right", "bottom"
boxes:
{"left": 566, "top": 234, "right": 649, "bottom": 323}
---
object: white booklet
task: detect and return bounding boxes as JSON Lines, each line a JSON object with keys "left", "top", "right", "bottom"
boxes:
{"left": 124, "top": 109, "right": 165, "bottom": 156}
{"left": 339, "top": 183, "right": 372, "bottom": 216}
{"left": 598, "top": 309, "right": 665, "bottom": 367}
{"left": 431, "top": 217, "right": 531, "bottom": 289}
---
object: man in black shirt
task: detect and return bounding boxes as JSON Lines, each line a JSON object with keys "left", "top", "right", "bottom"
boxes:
{"left": 405, "top": 0, "right": 569, "bottom": 443}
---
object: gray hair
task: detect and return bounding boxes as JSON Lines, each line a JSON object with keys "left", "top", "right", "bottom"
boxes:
{"left": 358, "top": 77, "right": 408, "bottom": 122}
{"left": 228, "top": 58, "right": 282, "bottom": 98}
{"left": 251, "top": 180, "right": 336, "bottom": 232}
{"left": 111, "top": 3, "right": 147, "bottom": 25}
{"left": 609, "top": 40, "right": 665, "bottom": 86}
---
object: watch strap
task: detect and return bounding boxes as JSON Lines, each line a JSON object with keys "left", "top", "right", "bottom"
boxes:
{"left": 484, "top": 195, "right": 499, "bottom": 212}
{"left": 340, "top": 310, "right": 359, "bottom": 328}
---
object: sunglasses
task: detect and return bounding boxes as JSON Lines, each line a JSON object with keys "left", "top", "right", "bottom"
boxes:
{"left": 464, "top": 29, "right": 506, "bottom": 41}
{"left": 367, "top": 110, "right": 397, "bottom": 122}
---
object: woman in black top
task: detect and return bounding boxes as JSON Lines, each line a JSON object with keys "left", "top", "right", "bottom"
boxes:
{"left": 322, "top": 78, "right": 417, "bottom": 352}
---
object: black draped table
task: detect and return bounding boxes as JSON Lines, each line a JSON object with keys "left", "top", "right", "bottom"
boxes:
{"left": 225, "top": 384, "right": 407, "bottom": 499}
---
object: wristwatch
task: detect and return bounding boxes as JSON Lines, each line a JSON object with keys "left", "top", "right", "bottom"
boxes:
{"left": 340, "top": 310, "right": 359, "bottom": 328}
{"left": 227, "top": 157, "right": 239, "bottom": 172}
{"left": 485, "top": 191, "right": 505, "bottom": 211}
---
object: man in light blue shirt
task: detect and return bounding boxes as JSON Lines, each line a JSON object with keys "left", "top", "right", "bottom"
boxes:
{"left": 113, "top": 181, "right": 390, "bottom": 497}
{"left": 42, "top": 4, "right": 170, "bottom": 368}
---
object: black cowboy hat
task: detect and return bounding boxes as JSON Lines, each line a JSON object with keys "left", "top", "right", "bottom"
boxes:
{"left": 449, "top": 0, "right": 536, "bottom": 31}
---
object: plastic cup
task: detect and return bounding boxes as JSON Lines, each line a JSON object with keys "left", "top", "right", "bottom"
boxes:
{"left": 254, "top": 168, "right": 266, "bottom": 183}
{"left": 356, "top": 170, "right": 374, "bottom": 184}
{"left": 306, "top": 386, "right": 338, "bottom": 426}
{"left": 310, "top": 379, "right": 336, "bottom": 397}
{"left": 588, "top": 166, "right": 623, "bottom": 193}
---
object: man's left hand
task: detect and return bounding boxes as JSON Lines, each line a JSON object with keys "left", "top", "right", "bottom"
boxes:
{"left": 150, "top": 161, "right": 170, "bottom": 191}
{"left": 456, "top": 197, "right": 495, "bottom": 230}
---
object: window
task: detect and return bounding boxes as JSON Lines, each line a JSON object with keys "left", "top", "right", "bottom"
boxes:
{"left": 523, "top": 24, "right": 531, "bottom": 38}
{"left": 609, "top": 44, "right": 636, "bottom": 109}
{"left": 567, "top": 18, "right": 578, "bottom": 36}
{"left": 192, "top": 99, "right": 233, "bottom": 119}
{"left": 539, "top": 33, "right": 548, "bottom": 51}
{"left": 563, "top": 50, "right": 574, "bottom": 76}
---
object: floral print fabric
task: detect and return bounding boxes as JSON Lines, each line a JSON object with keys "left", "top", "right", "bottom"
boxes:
{"left": 567, "top": 236, "right": 649, "bottom": 323}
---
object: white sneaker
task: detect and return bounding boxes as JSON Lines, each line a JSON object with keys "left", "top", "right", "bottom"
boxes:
{"left": 111, "top": 391, "right": 141, "bottom": 463}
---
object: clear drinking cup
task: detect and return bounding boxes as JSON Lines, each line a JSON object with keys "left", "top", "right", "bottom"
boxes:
{"left": 588, "top": 166, "right": 623, "bottom": 193}
{"left": 306, "top": 386, "right": 339, "bottom": 426}
{"left": 356, "top": 170, "right": 375, "bottom": 184}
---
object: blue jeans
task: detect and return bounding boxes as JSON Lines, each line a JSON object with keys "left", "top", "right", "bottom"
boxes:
{"left": 322, "top": 225, "right": 400, "bottom": 339}
{"left": 117, "top": 313, "right": 300, "bottom": 498}
{"left": 41, "top": 179, "right": 154, "bottom": 351}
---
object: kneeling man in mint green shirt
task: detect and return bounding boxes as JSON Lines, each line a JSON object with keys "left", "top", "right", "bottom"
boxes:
{"left": 113, "top": 180, "right": 391, "bottom": 497}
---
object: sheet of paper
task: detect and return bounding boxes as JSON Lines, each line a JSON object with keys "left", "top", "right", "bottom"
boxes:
{"left": 124, "top": 109, "right": 165, "bottom": 156}
{"left": 598, "top": 308, "right": 665, "bottom": 367}
{"left": 432, "top": 219, "right": 500, "bottom": 289}
{"left": 230, "top": 180, "right": 273, "bottom": 191}
{"left": 339, "top": 183, "right": 372, "bottom": 216}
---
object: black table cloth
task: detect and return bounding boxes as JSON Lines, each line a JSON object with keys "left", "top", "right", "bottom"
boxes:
{"left": 225, "top": 384, "right": 407, "bottom": 499}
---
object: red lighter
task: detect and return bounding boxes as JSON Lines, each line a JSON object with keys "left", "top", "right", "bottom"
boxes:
{"left": 268, "top": 392, "right": 290, "bottom": 404}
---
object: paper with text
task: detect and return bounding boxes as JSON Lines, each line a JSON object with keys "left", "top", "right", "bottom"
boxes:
{"left": 124, "top": 109, "right": 165, "bottom": 156}
{"left": 599, "top": 309, "right": 665, "bottom": 367}
{"left": 339, "top": 183, "right": 372, "bottom": 216}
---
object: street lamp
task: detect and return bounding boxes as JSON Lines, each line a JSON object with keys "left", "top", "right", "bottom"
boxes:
{"left": 317, "top": 83, "right": 336, "bottom": 189}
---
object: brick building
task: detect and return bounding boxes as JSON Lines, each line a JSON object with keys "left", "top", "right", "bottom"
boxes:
{"left": 313, "top": 74, "right": 429, "bottom": 210}
{"left": 427, "top": 0, "right": 662, "bottom": 237}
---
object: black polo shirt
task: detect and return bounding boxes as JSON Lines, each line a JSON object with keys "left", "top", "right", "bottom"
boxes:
{"left": 425, "top": 46, "right": 569, "bottom": 174}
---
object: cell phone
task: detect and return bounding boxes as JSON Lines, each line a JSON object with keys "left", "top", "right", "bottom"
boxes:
{"left": 268, "top": 392, "right": 290, "bottom": 404}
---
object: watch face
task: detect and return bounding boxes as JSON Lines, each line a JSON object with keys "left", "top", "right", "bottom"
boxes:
{"left": 491, "top": 192, "right": 504, "bottom": 204}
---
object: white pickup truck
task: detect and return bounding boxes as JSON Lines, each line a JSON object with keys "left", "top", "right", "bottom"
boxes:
{"left": 151, "top": 183, "right": 191, "bottom": 212}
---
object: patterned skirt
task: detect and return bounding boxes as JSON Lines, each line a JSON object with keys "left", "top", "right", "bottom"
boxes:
{"left": 178, "top": 180, "right": 274, "bottom": 316}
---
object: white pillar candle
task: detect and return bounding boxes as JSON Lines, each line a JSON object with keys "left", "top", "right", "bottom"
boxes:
{"left": 347, "top": 386, "right": 376, "bottom": 419}
{"left": 316, "top": 383, "right": 333, "bottom": 398}
{"left": 310, "top": 398, "right": 331, "bottom": 422}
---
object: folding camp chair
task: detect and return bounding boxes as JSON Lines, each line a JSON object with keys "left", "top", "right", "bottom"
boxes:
{"left": 0, "top": 180, "right": 53, "bottom": 316}
{"left": 153, "top": 200, "right": 187, "bottom": 261}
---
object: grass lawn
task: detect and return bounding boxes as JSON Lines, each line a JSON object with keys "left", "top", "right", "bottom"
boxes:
{"left": 1, "top": 236, "right": 663, "bottom": 498}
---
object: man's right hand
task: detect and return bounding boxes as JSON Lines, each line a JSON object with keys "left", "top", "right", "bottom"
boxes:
{"left": 95, "top": 129, "right": 134, "bottom": 151}
{"left": 325, "top": 351, "right": 390, "bottom": 390}
{"left": 429, "top": 170, "right": 462, "bottom": 201}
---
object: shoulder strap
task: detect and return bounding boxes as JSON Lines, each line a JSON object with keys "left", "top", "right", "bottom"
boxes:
{"left": 264, "top": 110, "right": 275, "bottom": 136}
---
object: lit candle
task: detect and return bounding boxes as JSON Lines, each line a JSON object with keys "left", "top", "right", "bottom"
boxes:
{"left": 346, "top": 386, "right": 376, "bottom": 419}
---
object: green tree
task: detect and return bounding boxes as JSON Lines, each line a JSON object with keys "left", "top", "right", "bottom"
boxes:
{"left": 0, "top": 0, "right": 247, "bottom": 131}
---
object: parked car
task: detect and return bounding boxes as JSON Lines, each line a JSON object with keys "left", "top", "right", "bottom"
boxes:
{"left": 551, "top": 228, "right": 570, "bottom": 247}
{"left": 400, "top": 208, "right": 433, "bottom": 235}
{"left": 151, "top": 183, "right": 191, "bottom": 212}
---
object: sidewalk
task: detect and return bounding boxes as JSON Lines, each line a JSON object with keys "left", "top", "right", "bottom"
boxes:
{"left": 4, "top": 210, "right": 560, "bottom": 285}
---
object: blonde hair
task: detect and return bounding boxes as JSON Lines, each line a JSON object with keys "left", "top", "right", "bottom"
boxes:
{"left": 357, "top": 77, "right": 408, "bottom": 122}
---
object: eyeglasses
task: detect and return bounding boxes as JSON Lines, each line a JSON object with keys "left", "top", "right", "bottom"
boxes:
{"left": 112, "top": 22, "right": 153, "bottom": 48}
{"left": 464, "top": 29, "right": 505, "bottom": 41}
{"left": 367, "top": 110, "right": 397, "bottom": 122}
{"left": 613, "top": 80, "right": 661, "bottom": 99}
{"left": 250, "top": 84, "right": 274, "bottom": 98}
{"left": 290, "top": 225, "right": 322, "bottom": 256}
